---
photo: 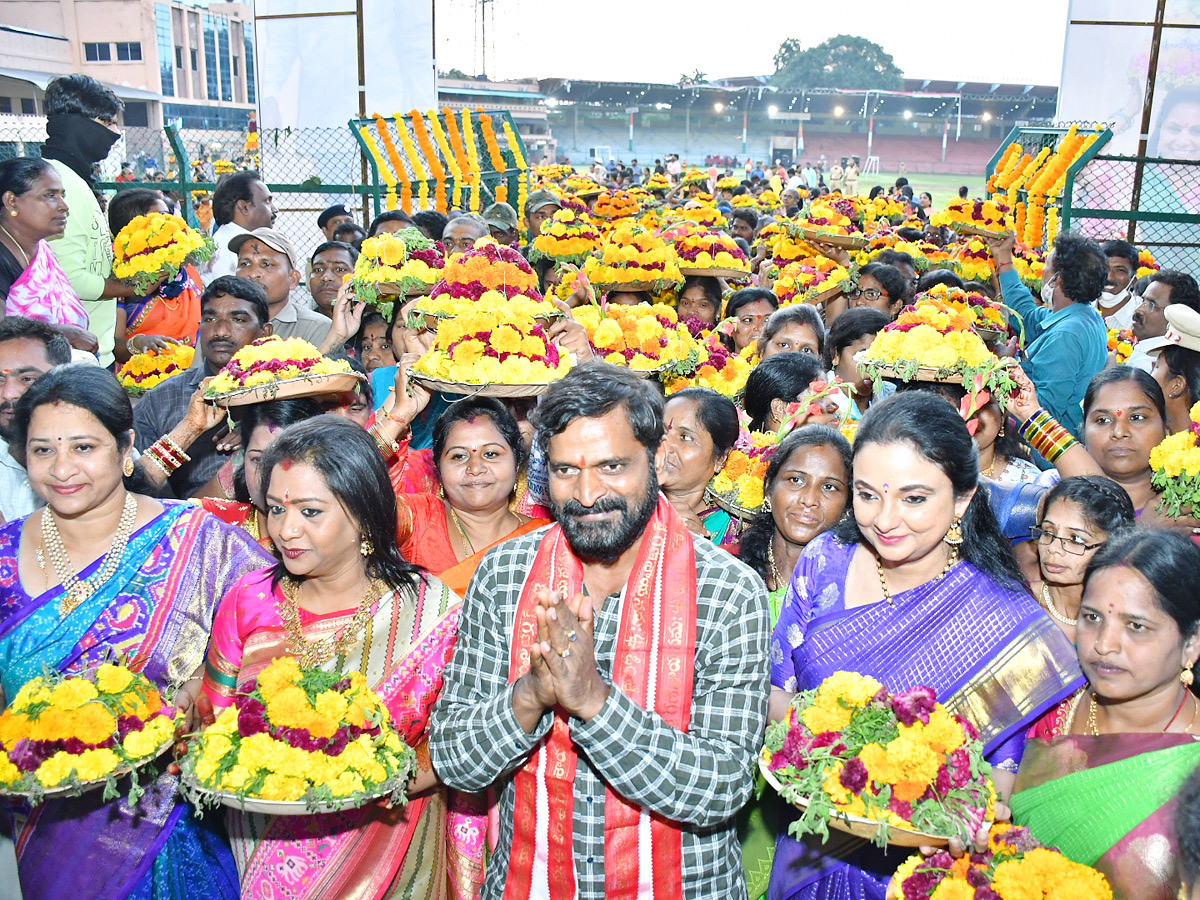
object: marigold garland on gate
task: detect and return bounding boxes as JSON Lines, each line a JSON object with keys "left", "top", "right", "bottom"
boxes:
{"left": 0, "top": 663, "right": 177, "bottom": 802}
{"left": 442, "top": 107, "right": 470, "bottom": 209}
{"left": 112, "top": 213, "right": 214, "bottom": 294}
{"left": 888, "top": 823, "right": 1113, "bottom": 900}
{"left": 460, "top": 109, "right": 483, "bottom": 213}
{"left": 394, "top": 113, "right": 430, "bottom": 212}
{"left": 409, "top": 110, "right": 447, "bottom": 214}
{"left": 763, "top": 672, "right": 994, "bottom": 847}
{"left": 116, "top": 343, "right": 195, "bottom": 396}
{"left": 501, "top": 120, "right": 529, "bottom": 238}
{"left": 373, "top": 114, "right": 411, "bottom": 213}
{"left": 205, "top": 336, "right": 354, "bottom": 397}
{"left": 180, "top": 656, "right": 415, "bottom": 807}
{"left": 359, "top": 125, "right": 398, "bottom": 210}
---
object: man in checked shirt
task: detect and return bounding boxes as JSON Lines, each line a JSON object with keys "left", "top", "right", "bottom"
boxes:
{"left": 430, "top": 363, "right": 770, "bottom": 900}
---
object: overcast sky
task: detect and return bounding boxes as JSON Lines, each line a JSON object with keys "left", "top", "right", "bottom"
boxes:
{"left": 435, "top": 0, "right": 1072, "bottom": 86}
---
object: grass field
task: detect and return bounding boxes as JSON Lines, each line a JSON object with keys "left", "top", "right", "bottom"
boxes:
{"left": 855, "top": 171, "right": 988, "bottom": 212}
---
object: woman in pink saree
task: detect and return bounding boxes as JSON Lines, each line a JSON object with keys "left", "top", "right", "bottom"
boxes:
{"left": 200, "top": 415, "right": 484, "bottom": 900}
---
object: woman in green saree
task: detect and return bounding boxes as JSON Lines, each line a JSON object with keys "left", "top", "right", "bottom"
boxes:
{"left": 658, "top": 387, "right": 741, "bottom": 543}
{"left": 1010, "top": 529, "right": 1200, "bottom": 900}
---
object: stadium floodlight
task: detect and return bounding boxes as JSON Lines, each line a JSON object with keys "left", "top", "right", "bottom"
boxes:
{"left": 714, "top": 102, "right": 724, "bottom": 112}
{"left": 545, "top": 98, "right": 559, "bottom": 108}
{"left": 982, "top": 111, "right": 992, "bottom": 121}
{"left": 903, "top": 109, "right": 913, "bottom": 120}
{"left": 768, "top": 105, "right": 778, "bottom": 116}
{"left": 834, "top": 105, "right": 844, "bottom": 117}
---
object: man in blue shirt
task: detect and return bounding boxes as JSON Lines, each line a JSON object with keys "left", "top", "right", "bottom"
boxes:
{"left": 988, "top": 230, "right": 1108, "bottom": 438}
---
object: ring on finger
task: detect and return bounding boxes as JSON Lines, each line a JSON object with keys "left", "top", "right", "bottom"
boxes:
{"left": 559, "top": 648, "right": 572, "bottom": 659}
{"left": 564, "top": 628, "right": 577, "bottom": 643}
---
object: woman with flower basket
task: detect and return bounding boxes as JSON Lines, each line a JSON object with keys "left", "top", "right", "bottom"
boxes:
{"left": 658, "top": 387, "right": 742, "bottom": 542}
{"left": 0, "top": 366, "right": 271, "bottom": 900}
{"left": 767, "top": 392, "right": 1083, "bottom": 899}
{"left": 200, "top": 416, "right": 484, "bottom": 899}
{"left": 1009, "top": 529, "right": 1200, "bottom": 900}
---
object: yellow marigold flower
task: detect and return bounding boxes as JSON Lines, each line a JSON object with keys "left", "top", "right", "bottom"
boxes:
{"left": 0, "top": 755, "right": 20, "bottom": 785}
{"left": 218, "top": 764, "right": 252, "bottom": 791}
{"left": 884, "top": 733, "right": 942, "bottom": 789}
{"left": 52, "top": 678, "right": 99, "bottom": 711}
{"left": 264, "top": 685, "right": 314, "bottom": 731}
{"left": 329, "top": 770, "right": 366, "bottom": 797}
{"left": 818, "top": 672, "right": 883, "bottom": 710}
{"left": 94, "top": 663, "right": 135, "bottom": 695}
{"left": 821, "top": 761, "right": 853, "bottom": 806}
{"left": 801, "top": 703, "right": 853, "bottom": 735}
{"left": 315, "top": 690, "right": 350, "bottom": 723}
{"left": 930, "top": 879, "right": 975, "bottom": 900}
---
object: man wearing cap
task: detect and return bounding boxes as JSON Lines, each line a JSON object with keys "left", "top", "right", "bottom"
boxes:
{"left": 523, "top": 190, "right": 561, "bottom": 246}
{"left": 1127, "top": 271, "right": 1200, "bottom": 372}
{"left": 232, "top": 228, "right": 331, "bottom": 346}
{"left": 318, "top": 204, "right": 355, "bottom": 242}
{"left": 482, "top": 201, "right": 520, "bottom": 248}
{"left": 1145, "top": 304, "right": 1200, "bottom": 435}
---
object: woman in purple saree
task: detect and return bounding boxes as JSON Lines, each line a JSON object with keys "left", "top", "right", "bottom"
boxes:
{"left": 766, "top": 393, "right": 1083, "bottom": 900}
{"left": 0, "top": 367, "right": 271, "bottom": 900}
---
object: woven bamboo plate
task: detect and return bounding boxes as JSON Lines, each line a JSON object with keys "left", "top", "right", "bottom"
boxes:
{"left": 796, "top": 229, "right": 869, "bottom": 250}
{"left": 407, "top": 371, "right": 556, "bottom": 398}
{"left": 759, "top": 757, "right": 949, "bottom": 848}
{"left": 949, "top": 221, "right": 1008, "bottom": 240}
{"left": 206, "top": 372, "right": 366, "bottom": 407}
{"left": 679, "top": 266, "right": 751, "bottom": 279}
{"left": 705, "top": 488, "right": 760, "bottom": 522}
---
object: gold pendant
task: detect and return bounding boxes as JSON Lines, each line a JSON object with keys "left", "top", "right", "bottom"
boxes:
{"left": 59, "top": 583, "right": 91, "bottom": 617}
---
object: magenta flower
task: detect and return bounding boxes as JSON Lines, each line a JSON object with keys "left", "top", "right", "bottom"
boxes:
{"left": 890, "top": 684, "right": 937, "bottom": 726}
{"left": 839, "top": 756, "right": 869, "bottom": 794}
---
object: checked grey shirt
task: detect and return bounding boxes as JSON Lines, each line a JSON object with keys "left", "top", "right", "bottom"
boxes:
{"left": 429, "top": 525, "right": 770, "bottom": 900}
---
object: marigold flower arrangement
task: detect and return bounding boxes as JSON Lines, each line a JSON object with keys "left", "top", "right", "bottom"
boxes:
{"left": 643, "top": 172, "right": 672, "bottom": 192}
{"left": 349, "top": 229, "right": 446, "bottom": 307}
{"left": 665, "top": 333, "right": 753, "bottom": 398}
{"left": 535, "top": 163, "right": 575, "bottom": 182}
{"left": 180, "top": 656, "right": 414, "bottom": 808}
{"left": 715, "top": 175, "right": 741, "bottom": 190}
{"left": 855, "top": 237, "right": 934, "bottom": 273}
{"left": 770, "top": 233, "right": 823, "bottom": 267}
{"left": 562, "top": 174, "right": 603, "bottom": 195}
{"left": 763, "top": 673, "right": 993, "bottom": 847}
{"left": 773, "top": 259, "right": 851, "bottom": 306}
{"left": 421, "top": 242, "right": 556, "bottom": 316}
{"left": 592, "top": 190, "right": 642, "bottom": 221}
{"left": 708, "top": 428, "right": 778, "bottom": 511}
{"left": 205, "top": 336, "right": 354, "bottom": 397}
{"left": 951, "top": 237, "right": 997, "bottom": 282}
{"left": 757, "top": 190, "right": 780, "bottom": 212}
{"left": 675, "top": 205, "right": 726, "bottom": 231}
{"left": 858, "top": 305, "right": 1018, "bottom": 399}
{"left": 582, "top": 224, "right": 683, "bottom": 290}
{"left": 117, "top": 343, "right": 195, "bottom": 396}
{"left": 862, "top": 194, "right": 906, "bottom": 226}
{"left": 529, "top": 207, "right": 603, "bottom": 265}
{"left": 731, "top": 194, "right": 760, "bottom": 209}
{"left": 413, "top": 308, "right": 570, "bottom": 385}
{"left": 112, "top": 213, "right": 215, "bottom": 294}
{"left": 572, "top": 302, "right": 699, "bottom": 374}
{"left": 792, "top": 202, "right": 862, "bottom": 243}
{"left": 918, "top": 284, "right": 1009, "bottom": 339}
{"left": 1107, "top": 327, "right": 1135, "bottom": 364}
{"left": 887, "top": 824, "right": 1113, "bottom": 900}
{"left": 1149, "top": 401, "right": 1200, "bottom": 517}
{"left": 680, "top": 168, "right": 709, "bottom": 186}
{"left": 675, "top": 230, "right": 751, "bottom": 275}
{"left": 931, "top": 199, "right": 1013, "bottom": 238}
{"left": 0, "top": 663, "right": 177, "bottom": 802}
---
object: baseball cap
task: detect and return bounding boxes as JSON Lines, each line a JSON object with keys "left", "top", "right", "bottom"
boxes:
{"left": 482, "top": 202, "right": 518, "bottom": 231}
{"left": 317, "top": 204, "right": 352, "bottom": 229}
{"left": 229, "top": 228, "right": 300, "bottom": 272}
{"left": 524, "top": 189, "right": 561, "bottom": 216}
{"left": 1139, "top": 304, "right": 1200, "bottom": 358}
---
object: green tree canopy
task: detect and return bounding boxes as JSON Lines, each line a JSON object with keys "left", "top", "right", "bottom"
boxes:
{"left": 771, "top": 34, "right": 903, "bottom": 91}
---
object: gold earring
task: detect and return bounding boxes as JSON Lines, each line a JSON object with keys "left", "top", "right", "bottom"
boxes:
{"left": 998, "top": 419, "right": 1005, "bottom": 438}
{"left": 436, "top": 483, "right": 444, "bottom": 499}
{"left": 1183, "top": 662, "right": 1194, "bottom": 687}
{"left": 122, "top": 457, "right": 135, "bottom": 477}
{"left": 944, "top": 516, "right": 964, "bottom": 546}
{"left": 359, "top": 536, "right": 374, "bottom": 557}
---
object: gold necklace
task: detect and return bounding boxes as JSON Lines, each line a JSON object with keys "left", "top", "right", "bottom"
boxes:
{"left": 276, "top": 576, "right": 384, "bottom": 667}
{"left": 875, "top": 545, "right": 959, "bottom": 607}
{"left": 42, "top": 492, "right": 138, "bottom": 617}
{"left": 0, "top": 221, "right": 30, "bottom": 267}
{"left": 1041, "top": 582, "right": 1077, "bottom": 626}
{"left": 767, "top": 540, "right": 784, "bottom": 593}
{"left": 1088, "top": 690, "right": 1198, "bottom": 736}
{"left": 448, "top": 507, "right": 476, "bottom": 555}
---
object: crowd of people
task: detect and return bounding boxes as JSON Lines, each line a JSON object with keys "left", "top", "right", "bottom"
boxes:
{"left": 2, "top": 71, "right": 1200, "bottom": 900}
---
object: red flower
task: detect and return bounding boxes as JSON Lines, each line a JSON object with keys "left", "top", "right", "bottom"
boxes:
{"left": 890, "top": 684, "right": 937, "bottom": 726}
{"left": 839, "top": 756, "right": 869, "bottom": 794}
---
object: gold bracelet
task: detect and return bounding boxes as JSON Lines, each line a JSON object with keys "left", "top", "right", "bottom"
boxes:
{"left": 159, "top": 434, "right": 192, "bottom": 463}
{"left": 142, "top": 451, "right": 172, "bottom": 477}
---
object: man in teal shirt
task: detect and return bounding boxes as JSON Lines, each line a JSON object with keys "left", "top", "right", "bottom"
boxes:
{"left": 988, "top": 230, "right": 1108, "bottom": 438}
{"left": 41, "top": 75, "right": 143, "bottom": 366}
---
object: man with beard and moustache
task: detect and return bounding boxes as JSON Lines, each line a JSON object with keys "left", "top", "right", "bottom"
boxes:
{"left": 1126, "top": 270, "right": 1200, "bottom": 373}
{"left": 40, "top": 75, "right": 148, "bottom": 366}
{"left": 430, "top": 363, "right": 770, "bottom": 900}
{"left": 133, "top": 275, "right": 271, "bottom": 498}
{"left": 0, "top": 317, "right": 72, "bottom": 521}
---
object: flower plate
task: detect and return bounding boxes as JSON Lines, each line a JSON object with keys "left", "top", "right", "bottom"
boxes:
{"left": 407, "top": 371, "right": 556, "bottom": 398}
{"left": 678, "top": 266, "right": 751, "bottom": 280}
{"left": 863, "top": 362, "right": 974, "bottom": 386}
{"left": 592, "top": 281, "right": 660, "bottom": 293}
{"left": 796, "top": 229, "right": 869, "bottom": 251}
{"left": 705, "top": 488, "right": 760, "bottom": 522}
{"left": 0, "top": 737, "right": 173, "bottom": 804}
{"left": 376, "top": 282, "right": 433, "bottom": 297}
{"left": 206, "top": 372, "right": 367, "bottom": 407}
{"left": 758, "top": 757, "right": 948, "bottom": 848}
{"left": 949, "top": 221, "right": 1008, "bottom": 240}
{"left": 182, "top": 780, "right": 406, "bottom": 816}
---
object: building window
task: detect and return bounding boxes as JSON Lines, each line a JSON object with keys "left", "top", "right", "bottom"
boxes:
{"left": 191, "top": 49, "right": 198, "bottom": 71}
{"left": 202, "top": 14, "right": 218, "bottom": 101}
{"left": 232, "top": 55, "right": 239, "bottom": 77}
{"left": 115, "top": 42, "right": 142, "bottom": 61}
{"left": 244, "top": 27, "right": 256, "bottom": 104}
{"left": 216, "top": 17, "right": 232, "bottom": 102}
{"left": 175, "top": 46, "right": 183, "bottom": 68}
{"left": 154, "top": 5, "right": 174, "bottom": 96}
{"left": 20, "top": 98, "right": 35, "bottom": 115}
{"left": 123, "top": 102, "right": 149, "bottom": 127}
{"left": 83, "top": 42, "right": 111, "bottom": 62}
{"left": 0, "top": 98, "right": 10, "bottom": 114}
{"left": 162, "top": 102, "right": 253, "bottom": 130}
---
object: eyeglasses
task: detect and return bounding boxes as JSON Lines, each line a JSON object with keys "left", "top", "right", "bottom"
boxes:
{"left": 1029, "top": 527, "right": 1103, "bottom": 555}
{"left": 1138, "top": 295, "right": 1171, "bottom": 312}
{"left": 849, "top": 287, "right": 885, "bottom": 302}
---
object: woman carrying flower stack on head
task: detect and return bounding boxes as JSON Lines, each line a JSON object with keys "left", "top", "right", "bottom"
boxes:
{"left": 108, "top": 189, "right": 202, "bottom": 363}
{"left": 744, "top": 353, "right": 834, "bottom": 434}
{"left": 824, "top": 307, "right": 893, "bottom": 424}
{"left": 658, "top": 386, "right": 741, "bottom": 543}
{"left": 1009, "top": 529, "right": 1200, "bottom": 900}
{"left": 377, "top": 365, "right": 549, "bottom": 598}
{"left": 721, "top": 288, "right": 778, "bottom": 354}
{"left": 1028, "top": 476, "right": 1136, "bottom": 643}
{"left": 0, "top": 366, "right": 271, "bottom": 900}
{"left": 767, "top": 391, "right": 1083, "bottom": 900}
{"left": 200, "top": 416, "right": 484, "bottom": 900}
{"left": 757, "top": 305, "right": 825, "bottom": 362}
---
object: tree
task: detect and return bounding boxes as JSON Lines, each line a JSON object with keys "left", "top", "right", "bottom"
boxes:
{"left": 771, "top": 34, "right": 903, "bottom": 91}
{"left": 440, "top": 67, "right": 471, "bottom": 79}
{"left": 678, "top": 70, "right": 708, "bottom": 86}
{"left": 773, "top": 38, "right": 802, "bottom": 73}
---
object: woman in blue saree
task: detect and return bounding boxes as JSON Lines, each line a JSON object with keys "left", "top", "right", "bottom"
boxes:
{"left": 766, "top": 392, "right": 1084, "bottom": 900}
{"left": 0, "top": 365, "right": 271, "bottom": 900}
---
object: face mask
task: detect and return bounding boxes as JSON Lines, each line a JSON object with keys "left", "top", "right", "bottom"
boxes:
{"left": 1040, "top": 278, "right": 1056, "bottom": 306}
{"left": 1097, "top": 285, "right": 1130, "bottom": 309}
